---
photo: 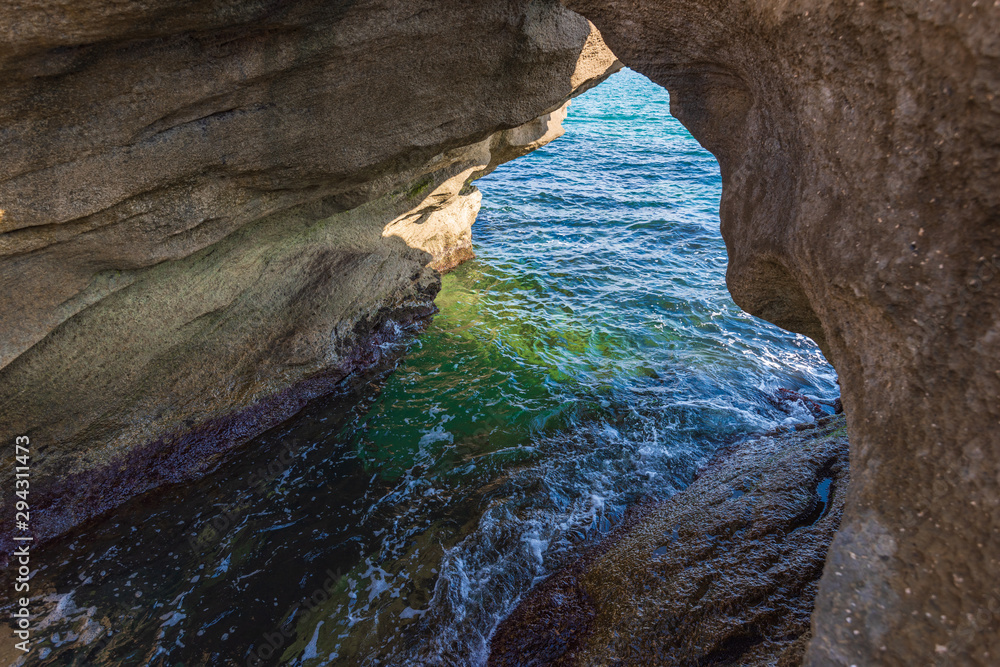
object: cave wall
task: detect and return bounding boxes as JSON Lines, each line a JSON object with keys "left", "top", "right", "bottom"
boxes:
{"left": 562, "top": 0, "right": 1000, "bottom": 664}
{"left": 0, "top": 0, "right": 619, "bottom": 546}
{"left": 5, "top": 0, "right": 999, "bottom": 661}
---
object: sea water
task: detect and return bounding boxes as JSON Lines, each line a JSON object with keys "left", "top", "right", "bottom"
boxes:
{"left": 16, "top": 69, "right": 837, "bottom": 667}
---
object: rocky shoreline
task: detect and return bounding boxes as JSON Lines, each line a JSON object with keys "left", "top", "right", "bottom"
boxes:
{"left": 489, "top": 413, "right": 849, "bottom": 666}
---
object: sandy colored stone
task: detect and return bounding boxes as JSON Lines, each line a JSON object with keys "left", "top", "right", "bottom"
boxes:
{"left": 384, "top": 102, "right": 574, "bottom": 273}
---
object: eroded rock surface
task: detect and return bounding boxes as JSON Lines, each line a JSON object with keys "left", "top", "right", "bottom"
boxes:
{"left": 489, "top": 416, "right": 849, "bottom": 667}
{"left": 0, "top": 1, "right": 619, "bottom": 547}
{"left": 562, "top": 0, "right": 1000, "bottom": 664}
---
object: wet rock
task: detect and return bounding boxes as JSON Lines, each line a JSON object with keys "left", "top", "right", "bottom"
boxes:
{"left": 771, "top": 387, "right": 831, "bottom": 420}
{"left": 562, "top": 0, "right": 1000, "bottom": 663}
{"left": 489, "top": 416, "right": 849, "bottom": 666}
{"left": 0, "top": 1, "right": 620, "bottom": 549}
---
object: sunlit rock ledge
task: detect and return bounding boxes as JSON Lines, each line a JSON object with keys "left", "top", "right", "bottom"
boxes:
{"left": 0, "top": 1, "right": 620, "bottom": 548}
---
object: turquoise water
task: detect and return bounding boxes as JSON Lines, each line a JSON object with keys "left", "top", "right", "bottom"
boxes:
{"left": 17, "top": 70, "right": 836, "bottom": 666}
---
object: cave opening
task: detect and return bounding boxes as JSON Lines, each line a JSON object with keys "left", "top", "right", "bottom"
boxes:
{"left": 17, "top": 69, "right": 842, "bottom": 667}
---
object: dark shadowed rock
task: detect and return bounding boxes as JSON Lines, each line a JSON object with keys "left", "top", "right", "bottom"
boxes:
{"left": 561, "top": 1, "right": 1000, "bottom": 664}
{"left": 489, "top": 416, "right": 850, "bottom": 666}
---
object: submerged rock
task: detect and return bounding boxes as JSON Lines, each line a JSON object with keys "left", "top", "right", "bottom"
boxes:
{"left": 489, "top": 416, "right": 849, "bottom": 666}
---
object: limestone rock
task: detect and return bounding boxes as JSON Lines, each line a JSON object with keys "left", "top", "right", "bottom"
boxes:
{"left": 0, "top": 1, "right": 620, "bottom": 547}
{"left": 562, "top": 0, "right": 1000, "bottom": 663}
